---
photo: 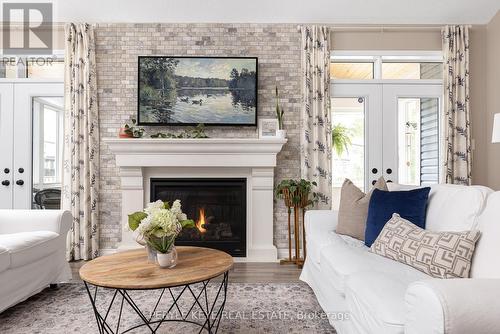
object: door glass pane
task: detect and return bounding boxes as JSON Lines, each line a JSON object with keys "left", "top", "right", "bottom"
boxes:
{"left": 32, "top": 97, "right": 64, "bottom": 209}
{"left": 332, "top": 97, "right": 365, "bottom": 209}
{"left": 398, "top": 98, "right": 439, "bottom": 186}
{"left": 331, "top": 63, "right": 373, "bottom": 80}
{"left": 382, "top": 63, "right": 442, "bottom": 79}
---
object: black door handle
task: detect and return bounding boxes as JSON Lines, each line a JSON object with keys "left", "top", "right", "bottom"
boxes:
{"left": 386, "top": 168, "right": 393, "bottom": 174}
{"left": 1, "top": 180, "right": 9, "bottom": 186}
{"left": 371, "top": 168, "right": 378, "bottom": 174}
{"left": 16, "top": 180, "right": 24, "bottom": 186}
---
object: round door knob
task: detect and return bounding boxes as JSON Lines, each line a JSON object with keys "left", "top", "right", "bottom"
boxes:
{"left": 1, "top": 180, "right": 9, "bottom": 186}
{"left": 16, "top": 180, "right": 24, "bottom": 186}
{"left": 371, "top": 168, "right": 378, "bottom": 174}
{"left": 4, "top": 168, "right": 9, "bottom": 174}
{"left": 372, "top": 180, "right": 377, "bottom": 186}
{"left": 18, "top": 168, "right": 24, "bottom": 173}
{"left": 386, "top": 168, "right": 393, "bottom": 174}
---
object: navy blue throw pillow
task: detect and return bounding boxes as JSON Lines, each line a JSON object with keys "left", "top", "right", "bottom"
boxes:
{"left": 364, "top": 187, "right": 431, "bottom": 247}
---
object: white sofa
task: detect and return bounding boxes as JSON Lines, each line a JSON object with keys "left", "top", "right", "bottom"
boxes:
{"left": 0, "top": 210, "right": 72, "bottom": 313}
{"left": 300, "top": 184, "right": 500, "bottom": 334}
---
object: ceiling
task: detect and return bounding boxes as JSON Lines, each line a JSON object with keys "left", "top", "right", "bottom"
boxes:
{"left": 51, "top": 0, "right": 499, "bottom": 24}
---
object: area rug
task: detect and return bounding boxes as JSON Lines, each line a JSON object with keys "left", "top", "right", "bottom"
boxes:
{"left": 0, "top": 283, "right": 336, "bottom": 334}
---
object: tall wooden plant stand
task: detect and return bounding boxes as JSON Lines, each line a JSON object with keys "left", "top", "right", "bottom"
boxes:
{"left": 279, "top": 189, "right": 309, "bottom": 268}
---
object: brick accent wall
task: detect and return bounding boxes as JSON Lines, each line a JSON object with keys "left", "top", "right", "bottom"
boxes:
{"left": 96, "top": 23, "right": 302, "bottom": 253}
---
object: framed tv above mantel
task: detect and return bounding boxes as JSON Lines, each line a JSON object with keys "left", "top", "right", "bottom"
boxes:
{"left": 137, "top": 56, "right": 258, "bottom": 126}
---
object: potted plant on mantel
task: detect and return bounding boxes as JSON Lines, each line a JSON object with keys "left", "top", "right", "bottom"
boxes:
{"left": 128, "top": 199, "right": 195, "bottom": 268}
{"left": 119, "top": 119, "right": 144, "bottom": 138}
{"left": 275, "top": 86, "right": 286, "bottom": 139}
{"left": 275, "top": 179, "right": 317, "bottom": 268}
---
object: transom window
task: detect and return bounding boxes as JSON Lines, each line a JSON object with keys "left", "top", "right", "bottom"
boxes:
{"left": 331, "top": 52, "right": 443, "bottom": 80}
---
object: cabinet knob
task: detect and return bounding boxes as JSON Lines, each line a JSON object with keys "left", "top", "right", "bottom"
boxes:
{"left": 386, "top": 168, "right": 393, "bottom": 174}
{"left": 371, "top": 168, "right": 378, "bottom": 174}
{"left": 18, "top": 167, "right": 24, "bottom": 174}
{"left": 3, "top": 168, "right": 9, "bottom": 174}
{"left": 1, "top": 180, "right": 9, "bottom": 186}
{"left": 16, "top": 179, "right": 24, "bottom": 186}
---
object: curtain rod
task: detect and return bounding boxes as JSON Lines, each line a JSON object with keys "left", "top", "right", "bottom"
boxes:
{"left": 296, "top": 24, "right": 472, "bottom": 32}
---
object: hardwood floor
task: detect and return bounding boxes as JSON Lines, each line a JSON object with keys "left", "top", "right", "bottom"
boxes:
{"left": 70, "top": 260, "right": 302, "bottom": 284}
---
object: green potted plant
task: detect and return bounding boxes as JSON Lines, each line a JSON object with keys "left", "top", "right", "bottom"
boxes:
{"left": 128, "top": 199, "right": 195, "bottom": 268}
{"left": 275, "top": 86, "right": 286, "bottom": 139}
{"left": 275, "top": 179, "right": 318, "bottom": 208}
{"left": 332, "top": 124, "right": 352, "bottom": 156}
{"left": 119, "top": 118, "right": 144, "bottom": 138}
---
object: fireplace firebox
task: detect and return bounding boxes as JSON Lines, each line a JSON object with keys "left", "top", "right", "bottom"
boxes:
{"left": 150, "top": 178, "right": 246, "bottom": 257}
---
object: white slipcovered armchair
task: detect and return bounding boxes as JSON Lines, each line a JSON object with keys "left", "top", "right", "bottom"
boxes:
{"left": 0, "top": 210, "right": 72, "bottom": 312}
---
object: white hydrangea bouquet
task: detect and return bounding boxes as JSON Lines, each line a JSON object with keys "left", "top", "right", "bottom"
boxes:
{"left": 128, "top": 200, "right": 194, "bottom": 267}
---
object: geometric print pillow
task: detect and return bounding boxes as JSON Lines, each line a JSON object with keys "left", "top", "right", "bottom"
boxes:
{"left": 370, "top": 214, "right": 481, "bottom": 279}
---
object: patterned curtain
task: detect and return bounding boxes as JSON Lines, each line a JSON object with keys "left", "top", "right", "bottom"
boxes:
{"left": 442, "top": 25, "right": 472, "bottom": 185}
{"left": 62, "top": 23, "right": 100, "bottom": 260}
{"left": 300, "top": 26, "right": 332, "bottom": 209}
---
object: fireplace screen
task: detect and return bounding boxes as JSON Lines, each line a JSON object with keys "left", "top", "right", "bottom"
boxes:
{"left": 150, "top": 178, "right": 246, "bottom": 256}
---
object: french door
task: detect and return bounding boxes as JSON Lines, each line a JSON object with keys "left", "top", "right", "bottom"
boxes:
{"left": 0, "top": 81, "right": 64, "bottom": 209}
{"left": 331, "top": 82, "right": 442, "bottom": 202}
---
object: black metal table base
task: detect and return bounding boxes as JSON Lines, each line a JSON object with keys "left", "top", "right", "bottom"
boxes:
{"left": 84, "top": 272, "right": 229, "bottom": 334}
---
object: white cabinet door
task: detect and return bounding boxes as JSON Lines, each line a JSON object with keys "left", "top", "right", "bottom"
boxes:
{"left": 0, "top": 84, "right": 14, "bottom": 209}
{"left": 13, "top": 82, "right": 64, "bottom": 209}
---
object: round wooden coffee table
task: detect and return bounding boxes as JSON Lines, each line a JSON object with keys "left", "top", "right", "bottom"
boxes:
{"left": 80, "top": 246, "right": 233, "bottom": 334}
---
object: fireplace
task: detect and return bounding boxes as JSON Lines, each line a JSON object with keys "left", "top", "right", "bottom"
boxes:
{"left": 150, "top": 178, "right": 246, "bottom": 257}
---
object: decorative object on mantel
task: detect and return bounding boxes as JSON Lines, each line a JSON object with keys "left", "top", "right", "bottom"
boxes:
{"left": 258, "top": 118, "right": 279, "bottom": 138}
{"left": 150, "top": 123, "right": 209, "bottom": 138}
{"left": 275, "top": 179, "right": 317, "bottom": 268}
{"left": 275, "top": 86, "right": 286, "bottom": 139}
{"left": 128, "top": 199, "right": 195, "bottom": 268}
{"left": 119, "top": 119, "right": 144, "bottom": 138}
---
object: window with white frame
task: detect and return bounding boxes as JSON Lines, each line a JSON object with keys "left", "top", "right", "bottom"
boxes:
{"left": 0, "top": 55, "right": 64, "bottom": 79}
{"left": 330, "top": 52, "right": 443, "bottom": 192}
{"left": 32, "top": 97, "right": 64, "bottom": 190}
{"left": 330, "top": 52, "right": 443, "bottom": 80}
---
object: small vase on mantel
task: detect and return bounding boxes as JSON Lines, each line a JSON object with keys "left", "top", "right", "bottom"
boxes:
{"left": 156, "top": 246, "right": 178, "bottom": 269}
{"left": 276, "top": 129, "right": 287, "bottom": 139}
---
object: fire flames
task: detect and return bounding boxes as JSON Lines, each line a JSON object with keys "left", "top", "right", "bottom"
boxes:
{"left": 196, "top": 208, "right": 207, "bottom": 233}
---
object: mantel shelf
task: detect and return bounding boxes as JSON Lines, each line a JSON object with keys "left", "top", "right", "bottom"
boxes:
{"left": 103, "top": 137, "right": 288, "bottom": 168}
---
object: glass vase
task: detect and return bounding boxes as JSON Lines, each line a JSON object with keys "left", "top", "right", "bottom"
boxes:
{"left": 156, "top": 246, "right": 178, "bottom": 269}
{"left": 146, "top": 244, "right": 157, "bottom": 264}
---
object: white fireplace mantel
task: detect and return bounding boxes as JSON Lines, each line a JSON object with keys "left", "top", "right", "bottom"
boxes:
{"left": 103, "top": 137, "right": 287, "bottom": 262}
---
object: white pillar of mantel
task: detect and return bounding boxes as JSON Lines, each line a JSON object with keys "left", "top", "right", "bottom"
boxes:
{"left": 103, "top": 138, "right": 287, "bottom": 262}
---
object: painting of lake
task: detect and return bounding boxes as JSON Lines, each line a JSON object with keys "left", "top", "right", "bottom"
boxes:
{"left": 138, "top": 57, "right": 257, "bottom": 125}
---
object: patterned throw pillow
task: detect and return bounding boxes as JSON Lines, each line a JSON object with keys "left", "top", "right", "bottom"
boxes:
{"left": 370, "top": 214, "right": 481, "bottom": 279}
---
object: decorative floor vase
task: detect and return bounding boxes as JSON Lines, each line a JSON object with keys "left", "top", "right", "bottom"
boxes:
{"left": 157, "top": 247, "right": 178, "bottom": 268}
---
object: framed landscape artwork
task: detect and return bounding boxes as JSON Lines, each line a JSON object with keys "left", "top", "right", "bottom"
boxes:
{"left": 138, "top": 56, "right": 258, "bottom": 126}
